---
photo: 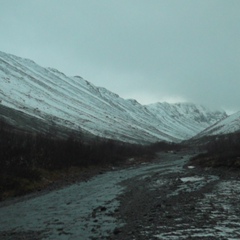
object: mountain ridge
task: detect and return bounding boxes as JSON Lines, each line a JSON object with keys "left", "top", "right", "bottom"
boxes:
{"left": 0, "top": 51, "right": 227, "bottom": 143}
{"left": 193, "top": 111, "right": 240, "bottom": 140}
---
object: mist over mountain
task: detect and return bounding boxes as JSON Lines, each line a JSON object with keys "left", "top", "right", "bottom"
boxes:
{"left": 0, "top": 51, "right": 228, "bottom": 143}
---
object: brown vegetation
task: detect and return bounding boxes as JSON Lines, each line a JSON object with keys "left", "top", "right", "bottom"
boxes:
{"left": 190, "top": 132, "right": 240, "bottom": 168}
{"left": 0, "top": 119, "right": 157, "bottom": 200}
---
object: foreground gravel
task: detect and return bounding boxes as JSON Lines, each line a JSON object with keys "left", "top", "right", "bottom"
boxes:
{"left": 1, "top": 151, "right": 240, "bottom": 239}
{"left": 110, "top": 152, "right": 240, "bottom": 240}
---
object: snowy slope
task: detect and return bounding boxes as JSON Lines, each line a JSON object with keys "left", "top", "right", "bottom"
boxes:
{"left": 193, "top": 111, "right": 240, "bottom": 139}
{"left": 0, "top": 51, "right": 227, "bottom": 143}
{"left": 146, "top": 102, "right": 227, "bottom": 140}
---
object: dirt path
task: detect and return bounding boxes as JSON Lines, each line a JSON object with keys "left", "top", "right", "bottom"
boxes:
{"left": 0, "top": 151, "right": 240, "bottom": 239}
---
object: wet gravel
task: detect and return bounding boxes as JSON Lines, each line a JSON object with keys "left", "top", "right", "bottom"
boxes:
{"left": 1, "top": 151, "right": 240, "bottom": 239}
{"left": 110, "top": 153, "right": 240, "bottom": 240}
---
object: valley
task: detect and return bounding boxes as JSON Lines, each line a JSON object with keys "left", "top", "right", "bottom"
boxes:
{"left": 1, "top": 50, "right": 240, "bottom": 240}
{"left": 1, "top": 151, "right": 240, "bottom": 239}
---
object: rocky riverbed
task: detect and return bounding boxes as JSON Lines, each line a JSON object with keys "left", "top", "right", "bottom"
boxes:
{"left": 1, "top": 151, "right": 240, "bottom": 239}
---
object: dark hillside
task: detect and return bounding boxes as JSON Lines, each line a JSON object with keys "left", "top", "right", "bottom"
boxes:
{"left": 0, "top": 119, "right": 154, "bottom": 200}
{"left": 190, "top": 132, "right": 240, "bottom": 168}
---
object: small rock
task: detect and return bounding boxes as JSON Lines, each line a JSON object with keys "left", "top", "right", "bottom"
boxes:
{"left": 100, "top": 206, "right": 107, "bottom": 211}
{"left": 113, "top": 228, "right": 121, "bottom": 235}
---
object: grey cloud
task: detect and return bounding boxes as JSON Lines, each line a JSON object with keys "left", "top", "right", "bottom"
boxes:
{"left": 0, "top": 0, "right": 239, "bottom": 112}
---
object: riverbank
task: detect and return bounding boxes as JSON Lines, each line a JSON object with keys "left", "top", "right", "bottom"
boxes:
{"left": 0, "top": 154, "right": 155, "bottom": 206}
{"left": 1, "top": 151, "right": 240, "bottom": 239}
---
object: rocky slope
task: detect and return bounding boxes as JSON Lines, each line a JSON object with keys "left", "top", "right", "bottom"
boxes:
{"left": 0, "top": 51, "right": 227, "bottom": 143}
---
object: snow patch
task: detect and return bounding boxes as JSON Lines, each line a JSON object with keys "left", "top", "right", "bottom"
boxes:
{"left": 180, "top": 176, "right": 204, "bottom": 182}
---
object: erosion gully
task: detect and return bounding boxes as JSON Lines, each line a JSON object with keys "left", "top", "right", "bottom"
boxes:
{"left": 0, "top": 151, "right": 240, "bottom": 239}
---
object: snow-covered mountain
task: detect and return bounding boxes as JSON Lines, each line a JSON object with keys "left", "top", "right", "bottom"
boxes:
{"left": 0, "top": 51, "right": 227, "bottom": 143}
{"left": 193, "top": 111, "right": 240, "bottom": 139}
{"left": 146, "top": 102, "right": 227, "bottom": 140}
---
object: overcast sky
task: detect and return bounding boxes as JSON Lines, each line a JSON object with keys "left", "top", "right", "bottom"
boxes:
{"left": 0, "top": 0, "right": 239, "bottom": 113}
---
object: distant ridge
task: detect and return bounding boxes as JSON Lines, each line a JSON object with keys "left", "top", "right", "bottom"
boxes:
{"left": 193, "top": 111, "right": 240, "bottom": 139}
